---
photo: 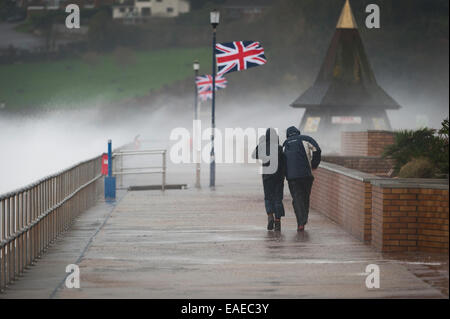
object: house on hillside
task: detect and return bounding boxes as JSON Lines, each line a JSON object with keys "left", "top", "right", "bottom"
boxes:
{"left": 112, "top": 0, "right": 190, "bottom": 22}
{"left": 18, "top": 0, "right": 114, "bottom": 8}
{"left": 23, "top": 0, "right": 114, "bottom": 17}
{"left": 222, "top": 0, "right": 274, "bottom": 20}
{"left": 60, "top": 0, "right": 116, "bottom": 8}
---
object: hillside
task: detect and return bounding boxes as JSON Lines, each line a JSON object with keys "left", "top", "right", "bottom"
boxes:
{"left": 0, "top": 47, "right": 210, "bottom": 110}
{"left": 0, "top": 0, "right": 448, "bottom": 113}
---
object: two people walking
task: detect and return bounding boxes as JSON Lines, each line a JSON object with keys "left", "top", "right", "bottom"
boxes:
{"left": 252, "top": 126, "right": 321, "bottom": 232}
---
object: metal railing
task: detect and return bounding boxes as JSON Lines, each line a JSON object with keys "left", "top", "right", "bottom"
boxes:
{"left": 0, "top": 155, "right": 102, "bottom": 292}
{"left": 113, "top": 149, "right": 166, "bottom": 190}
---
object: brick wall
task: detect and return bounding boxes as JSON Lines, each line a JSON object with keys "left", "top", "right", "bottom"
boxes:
{"left": 364, "top": 182, "right": 372, "bottom": 242}
{"left": 310, "top": 163, "right": 373, "bottom": 242}
{"left": 322, "top": 156, "right": 395, "bottom": 176}
{"left": 311, "top": 162, "right": 449, "bottom": 253}
{"left": 372, "top": 185, "right": 449, "bottom": 253}
{"left": 341, "top": 131, "right": 394, "bottom": 157}
{"left": 341, "top": 131, "right": 368, "bottom": 156}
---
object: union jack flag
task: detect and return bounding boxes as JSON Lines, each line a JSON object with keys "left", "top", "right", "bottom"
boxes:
{"left": 195, "top": 74, "right": 227, "bottom": 93}
{"left": 198, "top": 90, "right": 213, "bottom": 102}
{"left": 215, "top": 41, "right": 267, "bottom": 76}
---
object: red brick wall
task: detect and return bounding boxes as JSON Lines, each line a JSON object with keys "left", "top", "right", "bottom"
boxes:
{"left": 372, "top": 186, "right": 449, "bottom": 253}
{"left": 310, "top": 166, "right": 372, "bottom": 242}
{"left": 364, "top": 183, "right": 372, "bottom": 242}
{"left": 312, "top": 162, "right": 449, "bottom": 253}
{"left": 341, "top": 132, "right": 368, "bottom": 156}
{"left": 341, "top": 131, "right": 394, "bottom": 157}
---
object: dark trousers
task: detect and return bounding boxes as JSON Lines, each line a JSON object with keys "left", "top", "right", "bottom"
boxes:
{"left": 263, "top": 176, "right": 285, "bottom": 219}
{"left": 288, "top": 176, "right": 314, "bottom": 226}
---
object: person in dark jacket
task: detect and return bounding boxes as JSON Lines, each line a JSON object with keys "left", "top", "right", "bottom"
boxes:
{"left": 252, "top": 128, "right": 285, "bottom": 231}
{"left": 283, "top": 126, "right": 321, "bottom": 231}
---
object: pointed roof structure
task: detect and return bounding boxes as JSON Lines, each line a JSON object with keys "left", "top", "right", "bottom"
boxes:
{"left": 336, "top": 0, "right": 357, "bottom": 29}
{"left": 291, "top": 0, "right": 400, "bottom": 110}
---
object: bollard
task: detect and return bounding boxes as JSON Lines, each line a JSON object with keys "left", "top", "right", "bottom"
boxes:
{"left": 104, "top": 139, "right": 116, "bottom": 201}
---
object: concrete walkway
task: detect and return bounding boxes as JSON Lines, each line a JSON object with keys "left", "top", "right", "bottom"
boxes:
{"left": 1, "top": 164, "right": 448, "bottom": 299}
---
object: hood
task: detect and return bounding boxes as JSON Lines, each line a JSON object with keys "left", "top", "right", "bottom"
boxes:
{"left": 286, "top": 126, "right": 300, "bottom": 138}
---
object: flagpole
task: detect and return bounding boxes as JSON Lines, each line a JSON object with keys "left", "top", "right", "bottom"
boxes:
{"left": 194, "top": 69, "right": 199, "bottom": 120}
{"left": 193, "top": 60, "right": 200, "bottom": 189}
{"left": 210, "top": 28, "right": 216, "bottom": 188}
{"left": 210, "top": 10, "right": 220, "bottom": 189}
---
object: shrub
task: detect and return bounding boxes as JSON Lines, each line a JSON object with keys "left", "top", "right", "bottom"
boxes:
{"left": 437, "top": 118, "right": 449, "bottom": 175}
{"left": 383, "top": 118, "right": 449, "bottom": 177}
{"left": 88, "top": 10, "right": 115, "bottom": 51}
{"left": 398, "top": 157, "right": 436, "bottom": 178}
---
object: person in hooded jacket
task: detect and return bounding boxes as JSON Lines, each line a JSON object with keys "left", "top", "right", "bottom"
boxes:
{"left": 252, "top": 128, "right": 285, "bottom": 231}
{"left": 283, "top": 126, "right": 321, "bottom": 231}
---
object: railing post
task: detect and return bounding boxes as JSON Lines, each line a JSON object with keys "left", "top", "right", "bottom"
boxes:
{"left": 8, "top": 197, "right": 13, "bottom": 284}
{"left": 31, "top": 187, "right": 35, "bottom": 265}
{"left": 18, "top": 192, "right": 23, "bottom": 276}
{"left": 25, "top": 190, "right": 28, "bottom": 270}
{"left": 1, "top": 199, "right": 5, "bottom": 291}
{"left": 120, "top": 153, "right": 123, "bottom": 188}
{"left": 162, "top": 151, "right": 166, "bottom": 191}
{"left": 11, "top": 196, "right": 16, "bottom": 282}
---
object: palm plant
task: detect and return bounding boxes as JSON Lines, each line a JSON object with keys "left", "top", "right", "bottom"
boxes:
{"left": 383, "top": 118, "right": 449, "bottom": 177}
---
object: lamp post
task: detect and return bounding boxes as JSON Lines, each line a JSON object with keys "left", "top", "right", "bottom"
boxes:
{"left": 193, "top": 60, "right": 201, "bottom": 188}
{"left": 193, "top": 60, "right": 200, "bottom": 117}
{"left": 209, "top": 9, "right": 220, "bottom": 188}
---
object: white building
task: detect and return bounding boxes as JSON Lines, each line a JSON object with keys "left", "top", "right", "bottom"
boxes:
{"left": 113, "top": 0, "right": 190, "bottom": 21}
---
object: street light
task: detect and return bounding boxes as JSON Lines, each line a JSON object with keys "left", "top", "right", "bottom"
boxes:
{"left": 193, "top": 60, "right": 201, "bottom": 188}
{"left": 210, "top": 9, "right": 220, "bottom": 28}
{"left": 209, "top": 9, "right": 220, "bottom": 188}
{"left": 193, "top": 60, "right": 200, "bottom": 71}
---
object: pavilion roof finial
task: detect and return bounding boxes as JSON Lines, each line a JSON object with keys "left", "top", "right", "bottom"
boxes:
{"left": 336, "top": 0, "right": 357, "bottom": 29}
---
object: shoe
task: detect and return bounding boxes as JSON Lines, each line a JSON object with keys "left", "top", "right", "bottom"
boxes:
{"left": 267, "top": 214, "right": 274, "bottom": 230}
{"left": 274, "top": 219, "right": 281, "bottom": 231}
{"left": 297, "top": 225, "right": 305, "bottom": 232}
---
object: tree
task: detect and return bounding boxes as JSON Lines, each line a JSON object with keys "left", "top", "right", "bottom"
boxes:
{"left": 0, "top": 0, "right": 16, "bottom": 21}
{"left": 87, "top": 10, "right": 115, "bottom": 51}
{"left": 28, "top": 9, "right": 65, "bottom": 52}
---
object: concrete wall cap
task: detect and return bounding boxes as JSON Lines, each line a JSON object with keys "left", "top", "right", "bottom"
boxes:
{"left": 320, "top": 162, "right": 449, "bottom": 189}
{"left": 319, "top": 161, "right": 379, "bottom": 182}
{"left": 370, "top": 178, "right": 449, "bottom": 189}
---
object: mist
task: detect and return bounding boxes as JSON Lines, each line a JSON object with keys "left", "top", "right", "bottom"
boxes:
{"left": 0, "top": 92, "right": 300, "bottom": 194}
{"left": 2, "top": 78, "right": 447, "bottom": 195}
{"left": 387, "top": 91, "right": 449, "bottom": 131}
{"left": 0, "top": 98, "right": 191, "bottom": 194}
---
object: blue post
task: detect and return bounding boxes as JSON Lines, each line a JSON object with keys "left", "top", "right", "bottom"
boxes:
{"left": 108, "top": 140, "right": 112, "bottom": 177}
{"left": 104, "top": 139, "right": 116, "bottom": 201}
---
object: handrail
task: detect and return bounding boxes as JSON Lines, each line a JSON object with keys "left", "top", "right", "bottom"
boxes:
{"left": 0, "top": 174, "right": 102, "bottom": 250}
{"left": 0, "top": 154, "right": 103, "bottom": 292}
{"left": 113, "top": 149, "right": 166, "bottom": 190}
{"left": 113, "top": 149, "right": 166, "bottom": 156}
{"left": 0, "top": 154, "right": 103, "bottom": 201}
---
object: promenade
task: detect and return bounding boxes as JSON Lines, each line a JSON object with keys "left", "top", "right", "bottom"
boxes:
{"left": 2, "top": 163, "right": 448, "bottom": 299}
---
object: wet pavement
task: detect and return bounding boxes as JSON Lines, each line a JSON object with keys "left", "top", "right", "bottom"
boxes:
{"left": 2, "top": 164, "right": 448, "bottom": 299}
